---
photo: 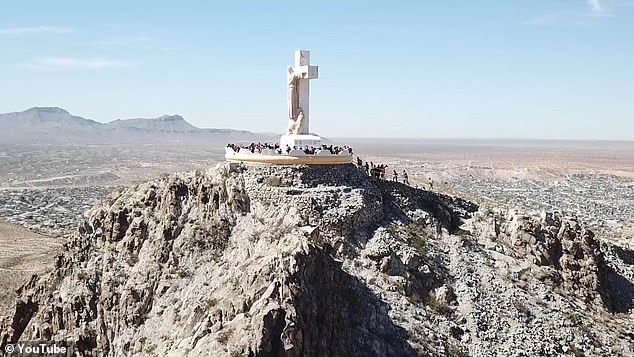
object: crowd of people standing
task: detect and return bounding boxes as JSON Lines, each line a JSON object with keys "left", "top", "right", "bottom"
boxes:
{"left": 225, "top": 144, "right": 425, "bottom": 189}
{"left": 356, "top": 157, "right": 410, "bottom": 185}
{"left": 227, "top": 142, "right": 353, "bottom": 156}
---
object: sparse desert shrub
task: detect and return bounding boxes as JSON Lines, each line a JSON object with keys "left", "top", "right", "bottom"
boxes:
{"left": 513, "top": 300, "right": 533, "bottom": 320}
{"left": 425, "top": 294, "right": 452, "bottom": 316}
{"left": 569, "top": 345, "right": 585, "bottom": 357}
{"left": 231, "top": 276, "right": 240, "bottom": 290}
{"left": 216, "top": 327, "right": 234, "bottom": 344}
{"left": 454, "top": 228, "right": 472, "bottom": 236}
{"left": 187, "top": 223, "right": 231, "bottom": 256}
{"left": 449, "top": 344, "right": 469, "bottom": 357}
{"left": 404, "top": 221, "right": 425, "bottom": 237}
{"left": 407, "top": 293, "right": 424, "bottom": 306}
{"left": 264, "top": 176, "right": 281, "bottom": 187}
{"left": 76, "top": 269, "right": 88, "bottom": 281}
{"left": 125, "top": 253, "right": 139, "bottom": 265}
{"left": 250, "top": 230, "right": 262, "bottom": 242}
{"left": 564, "top": 310, "right": 582, "bottom": 325}
{"left": 386, "top": 223, "right": 399, "bottom": 237}
{"left": 144, "top": 343, "right": 156, "bottom": 354}
{"left": 175, "top": 266, "right": 191, "bottom": 278}
{"left": 386, "top": 222, "right": 429, "bottom": 256}
{"left": 200, "top": 296, "right": 218, "bottom": 312}
{"left": 405, "top": 222, "right": 428, "bottom": 256}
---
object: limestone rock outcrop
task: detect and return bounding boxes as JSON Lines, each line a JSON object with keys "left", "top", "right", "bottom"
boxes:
{"left": 1, "top": 164, "right": 632, "bottom": 356}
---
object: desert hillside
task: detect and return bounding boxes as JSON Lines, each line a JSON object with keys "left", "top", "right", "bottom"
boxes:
{"left": 1, "top": 163, "right": 632, "bottom": 356}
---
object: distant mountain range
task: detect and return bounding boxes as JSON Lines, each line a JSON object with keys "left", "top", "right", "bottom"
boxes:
{"left": 106, "top": 114, "right": 198, "bottom": 132}
{"left": 0, "top": 107, "right": 271, "bottom": 144}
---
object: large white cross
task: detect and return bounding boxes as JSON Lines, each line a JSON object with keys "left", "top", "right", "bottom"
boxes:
{"left": 288, "top": 50, "right": 318, "bottom": 134}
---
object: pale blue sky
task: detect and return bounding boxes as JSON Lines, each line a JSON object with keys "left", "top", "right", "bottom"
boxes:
{"left": 1, "top": 0, "right": 633, "bottom": 139}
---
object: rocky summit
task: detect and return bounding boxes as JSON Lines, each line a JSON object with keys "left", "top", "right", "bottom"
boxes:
{"left": 1, "top": 164, "right": 632, "bottom": 356}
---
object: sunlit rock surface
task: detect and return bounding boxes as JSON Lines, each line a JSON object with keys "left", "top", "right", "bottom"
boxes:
{"left": 1, "top": 163, "right": 632, "bottom": 356}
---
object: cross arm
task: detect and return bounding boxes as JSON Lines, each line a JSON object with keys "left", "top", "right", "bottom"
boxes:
{"left": 296, "top": 65, "right": 318, "bottom": 79}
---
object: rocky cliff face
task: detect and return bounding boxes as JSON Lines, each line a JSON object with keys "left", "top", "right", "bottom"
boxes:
{"left": 1, "top": 164, "right": 632, "bottom": 356}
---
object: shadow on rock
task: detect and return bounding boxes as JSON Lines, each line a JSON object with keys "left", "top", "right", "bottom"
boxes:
{"left": 375, "top": 179, "right": 478, "bottom": 234}
{"left": 277, "top": 244, "right": 415, "bottom": 357}
{"left": 601, "top": 266, "right": 634, "bottom": 313}
{"left": 611, "top": 245, "right": 634, "bottom": 265}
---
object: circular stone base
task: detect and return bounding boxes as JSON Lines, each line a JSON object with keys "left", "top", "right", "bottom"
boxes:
{"left": 225, "top": 152, "right": 352, "bottom": 165}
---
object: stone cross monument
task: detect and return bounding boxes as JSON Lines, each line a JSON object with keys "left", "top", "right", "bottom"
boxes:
{"left": 287, "top": 50, "right": 318, "bottom": 135}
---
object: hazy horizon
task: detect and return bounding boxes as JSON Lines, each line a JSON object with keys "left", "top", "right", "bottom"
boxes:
{"left": 3, "top": 106, "right": 634, "bottom": 144}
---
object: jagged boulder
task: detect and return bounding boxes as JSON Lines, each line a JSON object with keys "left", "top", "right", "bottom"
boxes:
{"left": 471, "top": 209, "right": 619, "bottom": 308}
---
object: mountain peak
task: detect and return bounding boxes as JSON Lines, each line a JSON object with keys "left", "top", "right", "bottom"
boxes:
{"left": 104, "top": 114, "right": 198, "bottom": 132}
{"left": 157, "top": 114, "right": 184, "bottom": 122}
{"left": 26, "top": 107, "right": 70, "bottom": 115}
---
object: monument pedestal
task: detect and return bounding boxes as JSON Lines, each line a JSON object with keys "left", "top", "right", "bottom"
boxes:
{"left": 280, "top": 134, "right": 322, "bottom": 150}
